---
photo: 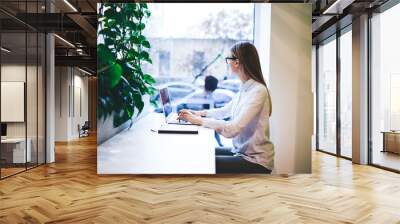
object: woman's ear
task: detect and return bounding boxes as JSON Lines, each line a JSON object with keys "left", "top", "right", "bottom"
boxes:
{"left": 234, "top": 60, "right": 242, "bottom": 71}
{"left": 233, "top": 60, "right": 240, "bottom": 68}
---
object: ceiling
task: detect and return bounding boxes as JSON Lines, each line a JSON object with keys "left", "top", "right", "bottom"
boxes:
{"left": 311, "top": 0, "right": 390, "bottom": 43}
{"left": 0, "top": 0, "right": 97, "bottom": 74}
{"left": 0, "top": 0, "right": 395, "bottom": 73}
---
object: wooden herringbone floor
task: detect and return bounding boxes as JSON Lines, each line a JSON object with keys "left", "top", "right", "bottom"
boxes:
{"left": 1, "top": 135, "right": 400, "bottom": 224}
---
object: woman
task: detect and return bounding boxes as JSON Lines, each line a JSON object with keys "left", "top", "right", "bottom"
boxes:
{"left": 178, "top": 42, "right": 274, "bottom": 174}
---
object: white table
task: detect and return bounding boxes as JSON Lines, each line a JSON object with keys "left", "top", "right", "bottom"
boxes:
{"left": 1, "top": 138, "right": 31, "bottom": 163}
{"left": 98, "top": 112, "right": 216, "bottom": 174}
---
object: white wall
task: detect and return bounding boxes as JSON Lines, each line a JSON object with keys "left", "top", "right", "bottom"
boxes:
{"left": 55, "top": 67, "right": 89, "bottom": 141}
{"left": 1, "top": 65, "right": 27, "bottom": 139}
{"left": 73, "top": 73, "right": 89, "bottom": 137}
{"left": 1, "top": 82, "right": 25, "bottom": 122}
{"left": 55, "top": 66, "right": 68, "bottom": 141}
{"left": 1, "top": 65, "right": 39, "bottom": 137}
{"left": 267, "top": 3, "right": 312, "bottom": 174}
{"left": 1, "top": 63, "right": 46, "bottom": 164}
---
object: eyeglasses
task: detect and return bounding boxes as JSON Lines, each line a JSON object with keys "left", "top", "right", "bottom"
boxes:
{"left": 225, "top": 57, "right": 238, "bottom": 64}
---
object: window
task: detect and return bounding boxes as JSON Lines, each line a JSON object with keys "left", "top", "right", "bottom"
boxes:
{"left": 142, "top": 3, "right": 254, "bottom": 99}
{"left": 142, "top": 3, "right": 254, "bottom": 147}
{"left": 340, "top": 28, "right": 352, "bottom": 158}
{"left": 371, "top": 3, "right": 400, "bottom": 171}
{"left": 0, "top": 1, "right": 47, "bottom": 179}
{"left": 317, "top": 36, "right": 337, "bottom": 154}
{"left": 316, "top": 26, "right": 353, "bottom": 159}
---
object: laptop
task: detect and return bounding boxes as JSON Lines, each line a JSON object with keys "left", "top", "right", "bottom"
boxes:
{"left": 159, "top": 88, "right": 192, "bottom": 125}
{"left": 158, "top": 88, "right": 198, "bottom": 134}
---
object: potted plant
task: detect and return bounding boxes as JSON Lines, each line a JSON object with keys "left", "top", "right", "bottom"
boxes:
{"left": 97, "top": 3, "right": 156, "bottom": 128}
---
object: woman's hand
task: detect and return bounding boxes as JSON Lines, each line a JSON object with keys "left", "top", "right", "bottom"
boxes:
{"left": 178, "top": 110, "right": 203, "bottom": 125}
{"left": 179, "top": 109, "right": 207, "bottom": 117}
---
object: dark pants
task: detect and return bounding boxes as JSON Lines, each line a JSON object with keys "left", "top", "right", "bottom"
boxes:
{"left": 215, "top": 147, "right": 271, "bottom": 174}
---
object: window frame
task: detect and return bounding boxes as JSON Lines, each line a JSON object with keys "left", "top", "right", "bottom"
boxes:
{"left": 315, "top": 24, "right": 353, "bottom": 161}
{"left": 0, "top": 1, "right": 47, "bottom": 180}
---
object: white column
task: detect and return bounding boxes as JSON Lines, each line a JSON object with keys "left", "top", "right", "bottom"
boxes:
{"left": 268, "top": 3, "right": 313, "bottom": 174}
{"left": 352, "top": 14, "right": 369, "bottom": 164}
{"left": 46, "top": 32, "right": 55, "bottom": 163}
{"left": 45, "top": 0, "right": 55, "bottom": 163}
{"left": 253, "top": 3, "right": 271, "bottom": 83}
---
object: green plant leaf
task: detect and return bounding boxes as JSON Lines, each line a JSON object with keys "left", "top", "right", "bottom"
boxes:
{"left": 140, "top": 3, "right": 148, "bottom": 9}
{"left": 109, "top": 62, "right": 122, "bottom": 88}
{"left": 143, "top": 74, "right": 156, "bottom": 84}
{"left": 126, "top": 21, "right": 137, "bottom": 30}
{"left": 133, "top": 92, "right": 144, "bottom": 112}
{"left": 139, "top": 51, "right": 152, "bottom": 63}
{"left": 138, "top": 35, "right": 146, "bottom": 43}
{"left": 98, "top": 3, "right": 155, "bottom": 128}
{"left": 104, "top": 8, "right": 114, "bottom": 18}
{"left": 99, "top": 29, "right": 116, "bottom": 38}
{"left": 138, "top": 23, "right": 145, "bottom": 31}
{"left": 142, "top": 40, "right": 150, "bottom": 48}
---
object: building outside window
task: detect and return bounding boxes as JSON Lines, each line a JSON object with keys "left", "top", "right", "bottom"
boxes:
{"left": 142, "top": 3, "right": 254, "bottom": 92}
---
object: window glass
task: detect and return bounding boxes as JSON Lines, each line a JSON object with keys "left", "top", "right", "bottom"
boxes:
{"left": 340, "top": 29, "right": 352, "bottom": 158}
{"left": 143, "top": 3, "right": 254, "bottom": 109}
{"left": 318, "top": 37, "right": 337, "bottom": 154}
{"left": 371, "top": 4, "right": 400, "bottom": 171}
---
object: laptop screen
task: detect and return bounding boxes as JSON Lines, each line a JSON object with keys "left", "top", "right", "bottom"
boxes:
{"left": 159, "top": 88, "right": 173, "bottom": 118}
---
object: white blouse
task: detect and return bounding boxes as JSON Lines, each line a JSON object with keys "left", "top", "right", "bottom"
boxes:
{"left": 202, "top": 78, "right": 274, "bottom": 170}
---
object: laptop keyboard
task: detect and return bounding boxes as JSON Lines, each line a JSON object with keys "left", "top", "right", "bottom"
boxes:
{"left": 168, "top": 114, "right": 191, "bottom": 125}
